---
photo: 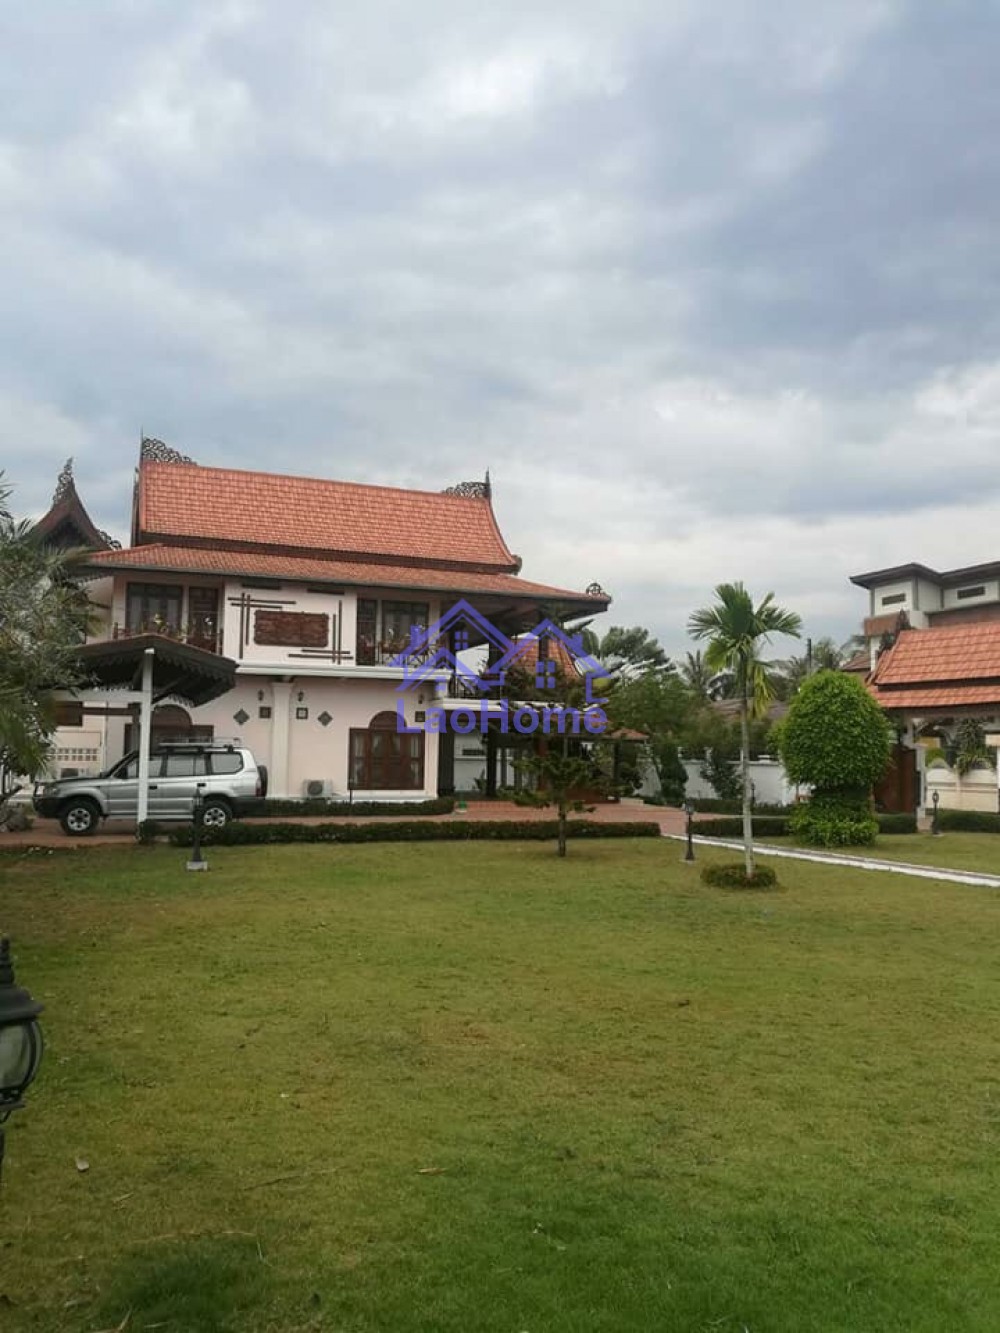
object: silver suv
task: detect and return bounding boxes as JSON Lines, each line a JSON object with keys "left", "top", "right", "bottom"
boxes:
{"left": 33, "top": 741, "right": 266, "bottom": 836}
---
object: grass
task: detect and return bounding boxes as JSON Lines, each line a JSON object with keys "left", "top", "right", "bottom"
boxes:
{"left": 753, "top": 831, "right": 1000, "bottom": 876}
{"left": 3, "top": 840, "right": 1000, "bottom": 1331}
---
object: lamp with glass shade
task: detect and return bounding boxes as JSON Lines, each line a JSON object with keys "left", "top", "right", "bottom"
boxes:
{"left": 0, "top": 937, "right": 44, "bottom": 1186}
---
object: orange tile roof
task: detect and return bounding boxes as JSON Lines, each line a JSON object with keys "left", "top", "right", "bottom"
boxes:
{"left": 80, "top": 542, "right": 609, "bottom": 606}
{"left": 507, "top": 636, "right": 581, "bottom": 676}
{"left": 136, "top": 461, "right": 517, "bottom": 570}
{"left": 871, "top": 624, "right": 1000, "bottom": 686}
{"left": 863, "top": 611, "right": 908, "bottom": 637}
{"left": 868, "top": 623, "right": 1000, "bottom": 710}
{"left": 869, "top": 683, "right": 1000, "bottom": 710}
{"left": 842, "top": 651, "right": 871, "bottom": 674}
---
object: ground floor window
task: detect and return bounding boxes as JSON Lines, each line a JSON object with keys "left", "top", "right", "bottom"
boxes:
{"left": 349, "top": 710, "right": 424, "bottom": 790}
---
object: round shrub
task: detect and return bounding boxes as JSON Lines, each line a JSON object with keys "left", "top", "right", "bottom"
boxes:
{"left": 778, "top": 671, "right": 893, "bottom": 790}
{"left": 789, "top": 791, "right": 879, "bottom": 847}
{"left": 700, "top": 862, "right": 778, "bottom": 890}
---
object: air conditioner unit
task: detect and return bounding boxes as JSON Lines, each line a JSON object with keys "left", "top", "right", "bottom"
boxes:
{"left": 302, "top": 778, "right": 336, "bottom": 799}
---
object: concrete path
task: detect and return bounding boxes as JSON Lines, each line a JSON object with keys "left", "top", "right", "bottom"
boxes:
{"left": 663, "top": 833, "right": 1000, "bottom": 889}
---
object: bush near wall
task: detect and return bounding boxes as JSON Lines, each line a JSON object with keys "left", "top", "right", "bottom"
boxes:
{"left": 168, "top": 819, "right": 660, "bottom": 847}
{"left": 877, "top": 813, "right": 919, "bottom": 834}
{"left": 937, "top": 810, "right": 1000, "bottom": 833}
{"left": 242, "top": 796, "right": 455, "bottom": 818}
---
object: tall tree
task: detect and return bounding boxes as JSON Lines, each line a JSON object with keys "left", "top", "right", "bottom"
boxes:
{"left": 0, "top": 477, "right": 91, "bottom": 794}
{"left": 577, "top": 624, "right": 671, "bottom": 679}
{"left": 607, "top": 668, "right": 695, "bottom": 802}
{"left": 688, "top": 584, "right": 801, "bottom": 879}
{"left": 680, "top": 650, "right": 712, "bottom": 699}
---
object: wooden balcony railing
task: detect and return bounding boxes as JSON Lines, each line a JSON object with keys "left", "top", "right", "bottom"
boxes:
{"left": 109, "top": 621, "right": 223, "bottom": 655}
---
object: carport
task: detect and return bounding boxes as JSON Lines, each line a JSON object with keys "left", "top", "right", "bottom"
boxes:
{"left": 67, "top": 635, "right": 237, "bottom": 824}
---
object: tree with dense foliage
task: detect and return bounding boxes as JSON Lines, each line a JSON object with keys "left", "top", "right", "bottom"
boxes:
{"left": 606, "top": 668, "right": 694, "bottom": 803}
{"left": 778, "top": 670, "right": 893, "bottom": 846}
{"left": 680, "top": 650, "right": 713, "bottom": 699}
{"left": 688, "top": 584, "right": 801, "bottom": 879}
{"left": 0, "top": 479, "right": 91, "bottom": 794}
{"left": 950, "top": 718, "right": 995, "bottom": 775}
{"left": 577, "top": 624, "right": 671, "bottom": 678}
{"left": 775, "top": 635, "right": 857, "bottom": 698}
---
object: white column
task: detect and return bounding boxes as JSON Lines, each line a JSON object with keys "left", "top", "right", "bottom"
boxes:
{"left": 270, "top": 681, "right": 293, "bottom": 798}
{"left": 136, "top": 648, "right": 155, "bottom": 824}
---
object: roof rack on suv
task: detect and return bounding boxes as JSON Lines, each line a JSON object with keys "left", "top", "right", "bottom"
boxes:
{"left": 156, "top": 737, "right": 243, "bottom": 750}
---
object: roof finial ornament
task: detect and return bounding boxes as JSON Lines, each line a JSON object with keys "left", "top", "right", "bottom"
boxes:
{"left": 52, "top": 457, "right": 74, "bottom": 504}
{"left": 443, "top": 478, "right": 490, "bottom": 499}
{"left": 141, "top": 437, "right": 195, "bottom": 465}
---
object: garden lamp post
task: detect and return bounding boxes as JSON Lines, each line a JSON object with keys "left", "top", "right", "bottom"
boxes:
{"left": 931, "top": 789, "right": 941, "bottom": 837}
{"left": 0, "top": 938, "right": 44, "bottom": 1187}
{"left": 187, "top": 783, "right": 208, "bottom": 872}
{"left": 684, "top": 799, "right": 695, "bottom": 862}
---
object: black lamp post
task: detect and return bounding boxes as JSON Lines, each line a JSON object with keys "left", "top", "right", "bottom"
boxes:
{"left": 0, "top": 938, "right": 44, "bottom": 1186}
{"left": 931, "top": 789, "right": 941, "bottom": 837}
{"left": 684, "top": 798, "right": 695, "bottom": 862}
{"left": 187, "top": 783, "right": 208, "bottom": 872}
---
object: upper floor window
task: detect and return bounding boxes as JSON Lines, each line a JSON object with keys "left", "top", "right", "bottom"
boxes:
{"left": 880, "top": 593, "right": 906, "bottom": 607}
{"left": 356, "top": 598, "right": 430, "bottom": 663}
{"left": 127, "top": 583, "right": 182, "bottom": 633}
{"left": 956, "top": 585, "right": 987, "bottom": 600}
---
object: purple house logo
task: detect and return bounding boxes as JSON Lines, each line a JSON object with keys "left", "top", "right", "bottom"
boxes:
{"left": 391, "top": 602, "right": 609, "bottom": 737}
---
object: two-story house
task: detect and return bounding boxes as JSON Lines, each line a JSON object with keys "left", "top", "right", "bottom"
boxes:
{"left": 850, "top": 560, "right": 1000, "bottom": 813}
{"left": 40, "top": 441, "right": 610, "bottom": 801}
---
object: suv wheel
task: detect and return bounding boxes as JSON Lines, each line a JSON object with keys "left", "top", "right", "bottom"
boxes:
{"left": 60, "top": 799, "right": 101, "bottom": 837}
{"left": 201, "top": 799, "right": 232, "bottom": 829}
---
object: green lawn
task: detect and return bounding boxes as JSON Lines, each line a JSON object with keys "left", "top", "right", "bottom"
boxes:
{"left": 754, "top": 832, "right": 1000, "bottom": 876}
{"left": 863, "top": 832, "right": 1000, "bottom": 875}
{"left": 3, "top": 841, "right": 1000, "bottom": 1332}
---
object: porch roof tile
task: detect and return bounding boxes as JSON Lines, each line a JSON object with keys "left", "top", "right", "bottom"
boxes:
{"left": 871, "top": 624, "right": 1000, "bottom": 686}
{"left": 78, "top": 542, "right": 609, "bottom": 608}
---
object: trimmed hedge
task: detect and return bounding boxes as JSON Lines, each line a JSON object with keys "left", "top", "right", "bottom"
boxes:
{"left": 937, "top": 809, "right": 1000, "bottom": 833}
{"left": 241, "top": 796, "right": 455, "bottom": 818}
{"left": 701, "top": 862, "right": 778, "bottom": 890}
{"left": 690, "top": 798, "right": 793, "bottom": 815}
{"left": 694, "top": 816, "right": 792, "bottom": 838}
{"left": 877, "top": 813, "right": 918, "bottom": 835}
{"left": 168, "top": 819, "right": 661, "bottom": 847}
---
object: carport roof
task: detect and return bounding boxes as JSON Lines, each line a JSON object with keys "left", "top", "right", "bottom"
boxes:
{"left": 75, "top": 635, "right": 237, "bottom": 707}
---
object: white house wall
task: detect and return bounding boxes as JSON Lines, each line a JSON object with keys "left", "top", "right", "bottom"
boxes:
{"left": 941, "top": 579, "right": 999, "bottom": 610}
{"left": 186, "top": 675, "right": 438, "bottom": 800}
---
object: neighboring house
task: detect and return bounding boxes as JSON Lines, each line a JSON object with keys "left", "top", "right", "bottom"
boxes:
{"left": 35, "top": 440, "right": 609, "bottom": 800}
{"left": 850, "top": 560, "right": 1000, "bottom": 669}
{"left": 850, "top": 560, "right": 1000, "bottom": 812}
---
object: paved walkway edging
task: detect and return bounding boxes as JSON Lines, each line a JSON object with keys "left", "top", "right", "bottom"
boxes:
{"left": 662, "top": 834, "right": 1000, "bottom": 889}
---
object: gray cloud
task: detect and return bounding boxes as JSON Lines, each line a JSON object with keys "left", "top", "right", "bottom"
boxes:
{"left": 4, "top": 0, "right": 1000, "bottom": 655}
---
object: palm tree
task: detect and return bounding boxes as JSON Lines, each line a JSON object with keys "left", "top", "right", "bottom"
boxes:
{"left": 576, "top": 624, "right": 671, "bottom": 679}
{"left": 680, "top": 650, "right": 712, "bottom": 699}
{"left": 688, "top": 584, "right": 802, "bottom": 879}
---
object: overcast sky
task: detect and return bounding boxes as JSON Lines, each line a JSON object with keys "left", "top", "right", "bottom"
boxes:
{"left": 5, "top": 1, "right": 999, "bottom": 658}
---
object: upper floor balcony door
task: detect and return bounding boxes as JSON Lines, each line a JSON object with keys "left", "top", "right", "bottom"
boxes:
{"left": 119, "top": 582, "right": 222, "bottom": 653}
{"left": 356, "top": 597, "right": 431, "bottom": 665}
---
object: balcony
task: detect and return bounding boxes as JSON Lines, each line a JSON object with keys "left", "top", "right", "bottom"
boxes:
{"left": 109, "top": 620, "right": 223, "bottom": 655}
{"left": 355, "top": 634, "right": 444, "bottom": 668}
